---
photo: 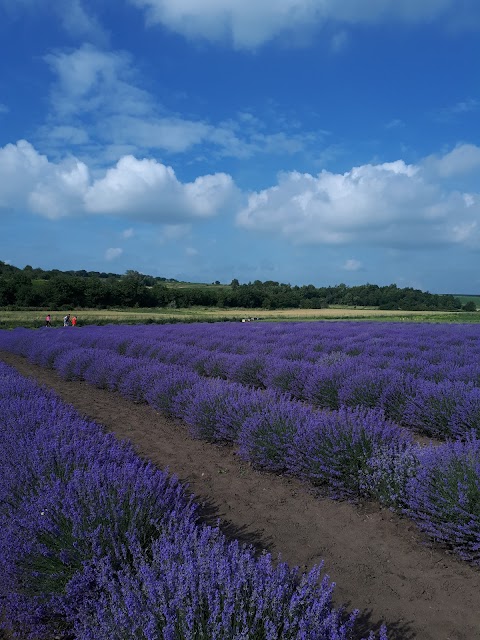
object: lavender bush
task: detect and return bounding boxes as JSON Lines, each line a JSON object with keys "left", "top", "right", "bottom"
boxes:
{"left": 287, "top": 407, "right": 415, "bottom": 500}
{"left": 239, "top": 400, "right": 317, "bottom": 472}
{"left": 73, "top": 525, "right": 369, "bottom": 640}
{"left": 174, "top": 378, "right": 279, "bottom": 443}
{"left": 406, "top": 434, "right": 480, "bottom": 565}
{"left": 145, "top": 366, "right": 201, "bottom": 417}
{"left": 403, "top": 380, "right": 480, "bottom": 439}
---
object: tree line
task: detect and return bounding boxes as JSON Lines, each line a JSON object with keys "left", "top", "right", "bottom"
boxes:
{"left": 0, "top": 261, "right": 470, "bottom": 311}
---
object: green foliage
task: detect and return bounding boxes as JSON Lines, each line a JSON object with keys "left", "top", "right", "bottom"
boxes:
{"left": 0, "top": 260, "right": 467, "bottom": 312}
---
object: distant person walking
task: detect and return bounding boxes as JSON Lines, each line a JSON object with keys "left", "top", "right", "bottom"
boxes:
{"left": 71, "top": 315, "right": 77, "bottom": 327}
{"left": 45, "top": 314, "right": 52, "bottom": 327}
{"left": 63, "top": 314, "right": 70, "bottom": 327}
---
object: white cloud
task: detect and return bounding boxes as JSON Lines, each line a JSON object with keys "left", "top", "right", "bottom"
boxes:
{"left": 0, "top": 140, "right": 88, "bottom": 219}
{"left": 105, "top": 247, "right": 123, "bottom": 261}
{"left": 37, "top": 125, "right": 90, "bottom": 146}
{"left": 84, "top": 155, "right": 237, "bottom": 221}
{"left": 5, "top": 138, "right": 480, "bottom": 254}
{"left": 129, "top": 0, "right": 477, "bottom": 49}
{"left": 237, "top": 149, "right": 480, "bottom": 249}
{"left": 343, "top": 259, "right": 362, "bottom": 271}
{"left": 0, "top": 140, "right": 238, "bottom": 223}
{"left": 40, "top": 44, "right": 324, "bottom": 161}
{"left": 0, "top": 103, "right": 8, "bottom": 114}
{"left": 122, "top": 228, "right": 134, "bottom": 238}
{"left": 185, "top": 247, "right": 199, "bottom": 256}
{"left": 102, "top": 115, "right": 211, "bottom": 154}
{"left": 45, "top": 45, "right": 151, "bottom": 120}
{"left": 423, "top": 144, "right": 480, "bottom": 178}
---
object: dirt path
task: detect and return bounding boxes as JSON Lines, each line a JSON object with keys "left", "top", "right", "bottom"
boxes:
{"left": 2, "top": 350, "right": 480, "bottom": 640}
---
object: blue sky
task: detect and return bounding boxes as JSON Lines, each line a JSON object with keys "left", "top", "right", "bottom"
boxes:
{"left": 0, "top": 1, "right": 479, "bottom": 293}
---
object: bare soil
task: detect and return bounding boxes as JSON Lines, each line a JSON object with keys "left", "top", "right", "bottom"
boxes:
{"left": 2, "top": 350, "right": 480, "bottom": 640}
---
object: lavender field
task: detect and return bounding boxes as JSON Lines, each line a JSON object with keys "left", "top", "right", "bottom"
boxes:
{"left": 1, "top": 321, "right": 479, "bottom": 566}
{"left": 0, "top": 360, "right": 387, "bottom": 639}
{"left": 1, "top": 320, "right": 480, "bottom": 638}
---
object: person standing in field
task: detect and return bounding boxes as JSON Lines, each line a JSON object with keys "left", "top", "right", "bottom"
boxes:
{"left": 71, "top": 315, "right": 77, "bottom": 327}
{"left": 63, "top": 314, "right": 70, "bottom": 327}
{"left": 45, "top": 314, "right": 52, "bottom": 327}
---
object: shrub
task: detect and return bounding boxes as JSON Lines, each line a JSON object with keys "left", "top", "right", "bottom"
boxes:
{"left": 404, "top": 380, "right": 477, "bottom": 438}
{"left": 239, "top": 400, "right": 315, "bottom": 472}
{"left": 406, "top": 434, "right": 480, "bottom": 565}
{"left": 144, "top": 367, "right": 200, "bottom": 417}
{"left": 303, "top": 364, "right": 345, "bottom": 410}
{"left": 73, "top": 525, "right": 369, "bottom": 640}
{"left": 338, "top": 368, "right": 391, "bottom": 410}
{"left": 288, "top": 407, "right": 414, "bottom": 499}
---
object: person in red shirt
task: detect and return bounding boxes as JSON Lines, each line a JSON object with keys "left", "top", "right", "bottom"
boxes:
{"left": 71, "top": 316, "right": 77, "bottom": 327}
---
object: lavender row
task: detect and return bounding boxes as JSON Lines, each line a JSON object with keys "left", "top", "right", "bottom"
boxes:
{"left": 32, "top": 321, "right": 480, "bottom": 383}
{"left": 3, "top": 325, "right": 480, "bottom": 440}
{"left": 2, "top": 331, "right": 479, "bottom": 566}
{"left": 0, "top": 361, "right": 389, "bottom": 640}
{"left": 48, "top": 320, "right": 480, "bottom": 372}
{"left": 31, "top": 320, "right": 479, "bottom": 364}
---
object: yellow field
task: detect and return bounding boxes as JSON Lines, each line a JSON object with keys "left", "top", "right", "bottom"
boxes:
{"left": 1, "top": 306, "right": 476, "bottom": 329}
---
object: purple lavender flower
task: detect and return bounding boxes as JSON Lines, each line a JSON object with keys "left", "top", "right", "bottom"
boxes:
{"left": 406, "top": 433, "right": 480, "bottom": 565}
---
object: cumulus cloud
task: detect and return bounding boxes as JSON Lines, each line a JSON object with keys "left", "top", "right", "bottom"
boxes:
{"left": 423, "top": 144, "right": 480, "bottom": 178}
{"left": 0, "top": 140, "right": 238, "bottom": 223}
{"left": 84, "top": 155, "right": 237, "bottom": 221}
{"left": 0, "top": 140, "right": 89, "bottom": 219}
{"left": 122, "top": 228, "right": 134, "bottom": 238}
{"left": 105, "top": 247, "right": 123, "bottom": 261}
{"left": 129, "top": 0, "right": 478, "bottom": 49}
{"left": 237, "top": 148, "right": 480, "bottom": 249}
{"left": 4, "top": 138, "right": 480, "bottom": 254}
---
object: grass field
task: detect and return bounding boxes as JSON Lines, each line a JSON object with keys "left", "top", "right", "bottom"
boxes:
{"left": 453, "top": 294, "right": 480, "bottom": 307}
{"left": 1, "top": 306, "right": 480, "bottom": 329}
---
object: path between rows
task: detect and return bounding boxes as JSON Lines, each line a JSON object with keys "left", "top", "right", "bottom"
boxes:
{"left": 2, "top": 350, "right": 479, "bottom": 640}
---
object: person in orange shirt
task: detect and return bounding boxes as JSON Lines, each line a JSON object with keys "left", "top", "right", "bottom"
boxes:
{"left": 71, "top": 316, "right": 77, "bottom": 327}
